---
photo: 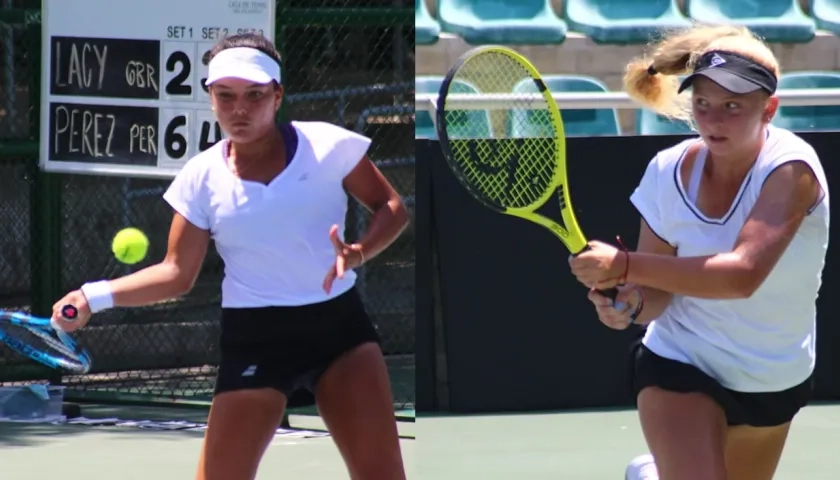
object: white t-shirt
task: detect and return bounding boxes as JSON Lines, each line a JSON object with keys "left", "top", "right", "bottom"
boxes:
{"left": 630, "top": 125, "right": 829, "bottom": 392}
{"left": 163, "top": 121, "right": 371, "bottom": 308}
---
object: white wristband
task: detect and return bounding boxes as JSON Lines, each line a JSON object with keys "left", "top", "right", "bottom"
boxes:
{"left": 80, "top": 280, "right": 115, "bottom": 313}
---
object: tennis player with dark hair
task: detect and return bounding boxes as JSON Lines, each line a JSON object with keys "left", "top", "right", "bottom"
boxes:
{"left": 569, "top": 25, "right": 829, "bottom": 480}
{"left": 51, "top": 33, "right": 409, "bottom": 480}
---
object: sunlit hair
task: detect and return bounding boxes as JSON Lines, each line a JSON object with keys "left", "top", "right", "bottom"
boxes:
{"left": 623, "top": 25, "right": 780, "bottom": 123}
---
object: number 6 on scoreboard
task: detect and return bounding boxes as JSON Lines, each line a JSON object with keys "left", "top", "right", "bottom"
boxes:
{"left": 158, "top": 109, "right": 191, "bottom": 166}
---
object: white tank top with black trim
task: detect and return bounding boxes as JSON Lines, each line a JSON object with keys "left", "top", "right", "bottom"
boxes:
{"left": 163, "top": 121, "right": 371, "bottom": 308}
{"left": 629, "top": 125, "right": 829, "bottom": 392}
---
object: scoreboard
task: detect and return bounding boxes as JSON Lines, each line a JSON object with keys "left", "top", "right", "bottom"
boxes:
{"left": 40, "top": 0, "right": 276, "bottom": 178}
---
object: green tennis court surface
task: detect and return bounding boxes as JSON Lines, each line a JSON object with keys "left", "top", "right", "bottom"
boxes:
{"left": 3, "top": 403, "right": 837, "bottom": 478}
{"left": 0, "top": 404, "right": 416, "bottom": 480}
{"left": 417, "top": 403, "right": 840, "bottom": 479}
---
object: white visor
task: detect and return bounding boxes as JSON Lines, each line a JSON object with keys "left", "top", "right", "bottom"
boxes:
{"left": 205, "top": 47, "right": 281, "bottom": 86}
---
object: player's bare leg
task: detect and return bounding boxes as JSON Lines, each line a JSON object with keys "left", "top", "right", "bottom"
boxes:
{"left": 316, "top": 342, "right": 406, "bottom": 480}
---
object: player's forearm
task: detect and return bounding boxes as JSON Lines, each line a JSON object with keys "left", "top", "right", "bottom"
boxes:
{"left": 631, "top": 286, "right": 673, "bottom": 326}
{"left": 626, "top": 251, "right": 755, "bottom": 299}
{"left": 105, "top": 262, "right": 193, "bottom": 307}
{"left": 355, "top": 198, "right": 409, "bottom": 262}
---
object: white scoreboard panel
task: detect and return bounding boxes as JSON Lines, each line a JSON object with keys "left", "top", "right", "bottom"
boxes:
{"left": 40, "top": 0, "right": 276, "bottom": 178}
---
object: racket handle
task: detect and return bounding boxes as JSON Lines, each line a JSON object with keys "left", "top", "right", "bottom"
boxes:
{"left": 575, "top": 246, "right": 622, "bottom": 304}
{"left": 597, "top": 287, "right": 618, "bottom": 301}
{"left": 61, "top": 305, "right": 79, "bottom": 321}
{"left": 574, "top": 248, "right": 620, "bottom": 302}
{"left": 597, "top": 287, "right": 627, "bottom": 312}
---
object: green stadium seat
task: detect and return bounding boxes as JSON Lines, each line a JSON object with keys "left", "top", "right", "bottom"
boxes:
{"left": 563, "top": 0, "right": 691, "bottom": 45}
{"left": 415, "top": 76, "right": 493, "bottom": 139}
{"left": 508, "top": 75, "right": 620, "bottom": 137}
{"left": 416, "top": 0, "right": 441, "bottom": 45}
{"left": 812, "top": 0, "right": 840, "bottom": 36}
{"left": 437, "top": 0, "right": 568, "bottom": 45}
{"left": 773, "top": 71, "right": 840, "bottom": 132}
{"left": 636, "top": 109, "right": 696, "bottom": 135}
{"left": 685, "top": 0, "right": 815, "bottom": 43}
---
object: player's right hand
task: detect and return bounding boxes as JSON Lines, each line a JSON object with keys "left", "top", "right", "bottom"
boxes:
{"left": 51, "top": 290, "right": 93, "bottom": 333}
{"left": 587, "top": 286, "right": 640, "bottom": 330}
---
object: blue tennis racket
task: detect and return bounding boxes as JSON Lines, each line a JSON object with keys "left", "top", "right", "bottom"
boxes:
{"left": 0, "top": 305, "right": 92, "bottom": 374}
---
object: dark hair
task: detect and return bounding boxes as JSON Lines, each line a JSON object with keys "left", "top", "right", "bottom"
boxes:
{"left": 205, "top": 33, "right": 283, "bottom": 84}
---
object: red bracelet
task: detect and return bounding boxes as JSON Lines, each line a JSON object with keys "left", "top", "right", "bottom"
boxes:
{"left": 600, "top": 236, "right": 631, "bottom": 287}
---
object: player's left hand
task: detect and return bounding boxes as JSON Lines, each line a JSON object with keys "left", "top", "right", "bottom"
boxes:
{"left": 588, "top": 286, "right": 641, "bottom": 330}
{"left": 323, "top": 224, "right": 364, "bottom": 294}
{"left": 569, "top": 240, "right": 626, "bottom": 289}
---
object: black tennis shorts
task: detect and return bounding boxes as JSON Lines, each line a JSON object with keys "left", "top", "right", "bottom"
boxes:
{"left": 214, "top": 286, "right": 380, "bottom": 408}
{"left": 630, "top": 339, "right": 814, "bottom": 427}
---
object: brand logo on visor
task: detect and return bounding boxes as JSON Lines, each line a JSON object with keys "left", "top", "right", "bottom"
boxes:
{"left": 678, "top": 50, "right": 778, "bottom": 95}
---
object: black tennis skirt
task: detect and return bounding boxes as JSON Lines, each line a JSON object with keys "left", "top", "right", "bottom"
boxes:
{"left": 214, "top": 286, "right": 380, "bottom": 408}
{"left": 629, "top": 337, "right": 813, "bottom": 427}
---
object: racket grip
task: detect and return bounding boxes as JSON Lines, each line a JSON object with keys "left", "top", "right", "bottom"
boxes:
{"left": 597, "top": 287, "right": 627, "bottom": 313}
{"left": 61, "top": 305, "right": 79, "bottom": 321}
{"left": 575, "top": 246, "right": 621, "bottom": 304}
{"left": 597, "top": 287, "right": 618, "bottom": 301}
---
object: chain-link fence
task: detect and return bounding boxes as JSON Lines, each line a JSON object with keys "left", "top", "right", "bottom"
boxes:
{"left": 0, "top": 2, "right": 415, "bottom": 411}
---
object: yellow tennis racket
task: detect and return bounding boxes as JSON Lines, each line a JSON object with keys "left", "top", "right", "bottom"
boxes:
{"left": 434, "top": 45, "right": 618, "bottom": 301}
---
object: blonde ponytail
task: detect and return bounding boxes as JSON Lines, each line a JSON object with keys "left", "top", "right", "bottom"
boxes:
{"left": 623, "top": 25, "right": 774, "bottom": 122}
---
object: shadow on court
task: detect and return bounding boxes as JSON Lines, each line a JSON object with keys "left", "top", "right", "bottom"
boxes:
{"left": 0, "top": 420, "right": 207, "bottom": 447}
{"left": 0, "top": 404, "right": 210, "bottom": 447}
{"left": 0, "top": 402, "right": 415, "bottom": 445}
{"left": 0, "top": 404, "right": 416, "bottom": 480}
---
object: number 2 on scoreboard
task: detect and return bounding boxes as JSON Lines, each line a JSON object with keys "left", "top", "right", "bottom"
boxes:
{"left": 162, "top": 42, "right": 196, "bottom": 100}
{"left": 165, "top": 51, "right": 192, "bottom": 96}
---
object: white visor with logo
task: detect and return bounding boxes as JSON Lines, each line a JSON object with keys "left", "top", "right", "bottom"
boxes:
{"left": 205, "top": 47, "right": 281, "bottom": 86}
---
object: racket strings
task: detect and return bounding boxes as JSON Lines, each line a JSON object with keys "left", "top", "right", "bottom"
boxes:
{"left": 27, "top": 327, "right": 78, "bottom": 358}
{"left": 442, "top": 51, "right": 558, "bottom": 209}
{"left": 1, "top": 323, "right": 80, "bottom": 363}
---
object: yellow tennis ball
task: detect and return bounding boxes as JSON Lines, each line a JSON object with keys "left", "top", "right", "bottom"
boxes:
{"left": 112, "top": 228, "right": 149, "bottom": 265}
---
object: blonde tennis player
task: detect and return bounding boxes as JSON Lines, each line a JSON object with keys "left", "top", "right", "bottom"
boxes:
{"left": 570, "top": 25, "right": 828, "bottom": 480}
